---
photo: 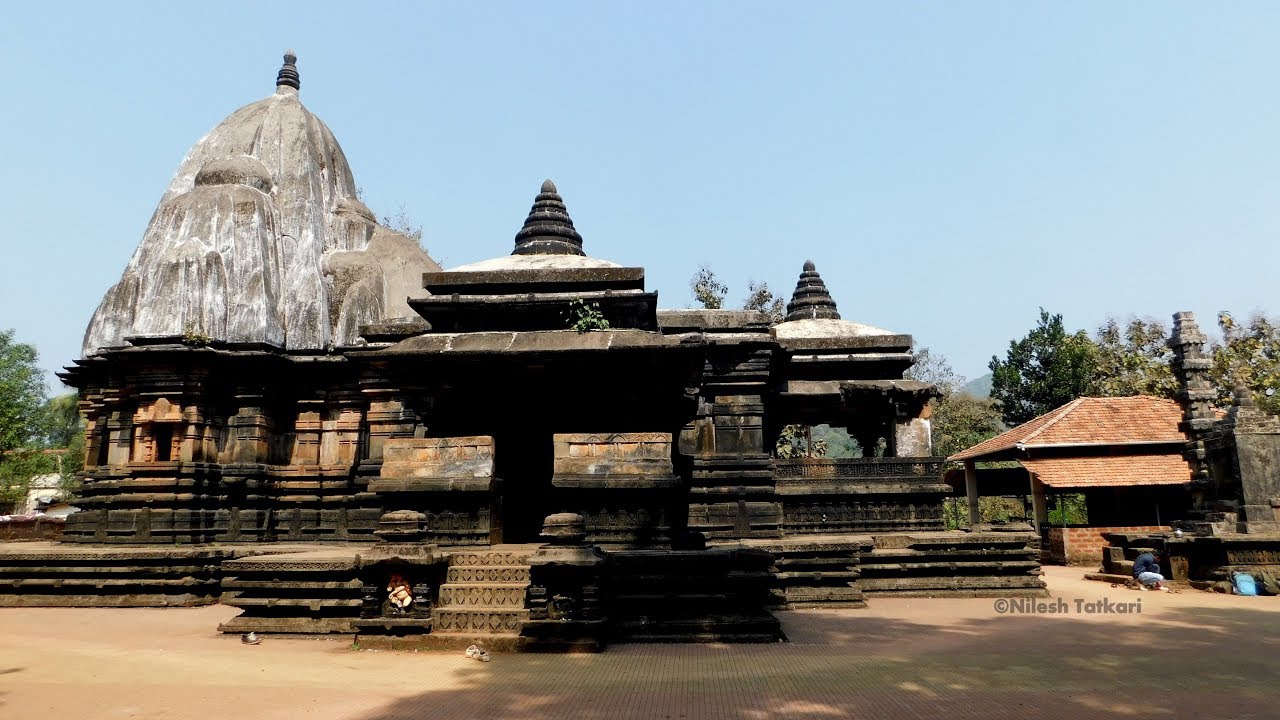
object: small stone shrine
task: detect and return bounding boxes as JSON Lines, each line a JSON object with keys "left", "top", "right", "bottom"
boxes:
{"left": 0, "top": 54, "right": 1046, "bottom": 643}
{"left": 1097, "top": 312, "right": 1280, "bottom": 587}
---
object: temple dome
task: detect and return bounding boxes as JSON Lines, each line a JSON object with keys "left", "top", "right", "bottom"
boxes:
{"left": 772, "top": 260, "right": 896, "bottom": 339}
{"left": 446, "top": 179, "right": 621, "bottom": 272}
{"left": 83, "top": 52, "right": 440, "bottom": 355}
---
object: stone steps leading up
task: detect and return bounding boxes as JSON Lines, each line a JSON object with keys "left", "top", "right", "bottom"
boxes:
{"left": 438, "top": 582, "right": 527, "bottom": 607}
{"left": 431, "top": 549, "right": 533, "bottom": 638}
{"left": 859, "top": 533, "right": 1047, "bottom": 598}
{"left": 433, "top": 607, "right": 530, "bottom": 635}
{"left": 446, "top": 565, "right": 529, "bottom": 583}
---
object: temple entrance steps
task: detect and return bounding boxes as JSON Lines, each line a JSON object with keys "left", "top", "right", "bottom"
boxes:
{"left": 604, "top": 548, "right": 784, "bottom": 643}
{"left": 431, "top": 547, "right": 534, "bottom": 640}
{"left": 0, "top": 543, "right": 230, "bottom": 607}
{"left": 858, "top": 532, "right": 1048, "bottom": 598}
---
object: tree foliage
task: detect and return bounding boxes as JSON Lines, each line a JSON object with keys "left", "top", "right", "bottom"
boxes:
{"left": 0, "top": 330, "right": 57, "bottom": 512}
{"left": 906, "top": 347, "right": 961, "bottom": 396}
{"left": 931, "top": 393, "right": 1004, "bottom": 460}
{"left": 0, "top": 330, "right": 48, "bottom": 452}
{"left": 743, "top": 281, "right": 784, "bottom": 322}
{"left": 1089, "top": 317, "right": 1177, "bottom": 399}
{"left": 775, "top": 424, "right": 828, "bottom": 459}
{"left": 690, "top": 265, "right": 727, "bottom": 310}
{"left": 1211, "top": 312, "right": 1280, "bottom": 416}
{"left": 382, "top": 205, "right": 424, "bottom": 244}
{"left": 989, "top": 309, "right": 1097, "bottom": 426}
{"left": 908, "top": 347, "right": 1003, "bottom": 459}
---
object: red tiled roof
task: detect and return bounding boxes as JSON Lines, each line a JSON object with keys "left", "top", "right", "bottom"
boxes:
{"left": 949, "top": 396, "right": 1187, "bottom": 462}
{"left": 1022, "top": 455, "right": 1192, "bottom": 488}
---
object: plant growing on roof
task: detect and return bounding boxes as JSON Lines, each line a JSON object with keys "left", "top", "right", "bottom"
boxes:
{"left": 566, "top": 299, "right": 610, "bottom": 333}
{"left": 181, "top": 323, "right": 213, "bottom": 347}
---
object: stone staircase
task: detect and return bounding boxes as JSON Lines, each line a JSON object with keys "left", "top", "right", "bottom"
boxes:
{"left": 859, "top": 532, "right": 1047, "bottom": 598}
{"left": 431, "top": 549, "right": 532, "bottom": 640}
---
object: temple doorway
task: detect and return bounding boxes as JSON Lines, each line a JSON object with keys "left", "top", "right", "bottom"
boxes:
{"left": 491, "top": 427, "right": 555, "bottom": 544}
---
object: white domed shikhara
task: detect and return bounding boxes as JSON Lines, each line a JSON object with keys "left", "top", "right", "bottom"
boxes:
{"left": 772, "top": 260, "right": 899, "bottom": 339}
{"left": 83, "top": 52, "right": 440, "bottom": 356}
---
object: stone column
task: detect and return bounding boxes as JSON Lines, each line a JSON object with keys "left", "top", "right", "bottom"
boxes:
{"left": 290, "top": 400, "right": 324, "bottom": 466}
{"left": 964, "top": 460, "right": 980, "bottom": 527}
{"left": 1030, "top": 474, "right": 1049, "bottom": 536}
{"left": 229, "top": 392, "right": 271, "bottom": 464}
{"left": 1168, "top": 311, "right": 1218, "bottom": 512}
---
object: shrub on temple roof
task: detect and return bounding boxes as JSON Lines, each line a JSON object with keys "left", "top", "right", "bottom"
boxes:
{"left": 566, "top": 299, "right": 610, "bottom": 333}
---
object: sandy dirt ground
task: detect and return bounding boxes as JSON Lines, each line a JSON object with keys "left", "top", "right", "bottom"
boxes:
{"left": 1, "top": 566, "right": 1277, "bottom": 720}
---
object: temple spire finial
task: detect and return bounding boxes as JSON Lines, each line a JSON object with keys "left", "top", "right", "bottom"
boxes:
{"left": 785, "top": 260, "right": 841, "bottom": 321}
{"left": 276, "top": 50, "right": 300, "bottom": 91}
{"left": 512, "top": 179, "right": 585, "bottom": 256}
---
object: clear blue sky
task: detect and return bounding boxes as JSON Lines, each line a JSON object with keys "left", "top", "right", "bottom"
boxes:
{"left": 2, "top": 3, "right": 1277, "bottom": 388}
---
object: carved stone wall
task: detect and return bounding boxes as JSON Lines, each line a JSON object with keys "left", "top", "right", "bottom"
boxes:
{"left": 553, "top": 433, "right": 676, "bottom": 544}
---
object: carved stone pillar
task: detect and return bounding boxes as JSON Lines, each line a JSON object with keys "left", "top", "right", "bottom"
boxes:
{"left": 230, "top": 392, "right": 271, "bottom": 464}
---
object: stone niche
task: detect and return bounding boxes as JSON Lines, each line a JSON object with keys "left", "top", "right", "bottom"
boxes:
{"left": 131, "top": 398, "right": 185, "bottom": 463}
{"left": 552, "top": 433, "right": 677, "bottom": 545}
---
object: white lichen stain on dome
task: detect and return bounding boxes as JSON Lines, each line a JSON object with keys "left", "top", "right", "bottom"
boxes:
{"left": 447, "top": 254, "right": 622, "bottom": 272}
{"left": 83, "top": 55, "right": 440, "bottom": 356}
{"left": 772, "top": 318, "right": 896, "bottom": 339}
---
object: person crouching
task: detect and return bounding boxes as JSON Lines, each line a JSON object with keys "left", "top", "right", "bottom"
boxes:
{"left": 1133, "top": 550, "right": 1168, "bottom": 591}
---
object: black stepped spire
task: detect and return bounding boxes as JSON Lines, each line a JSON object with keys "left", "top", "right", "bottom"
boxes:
{"left": 276, "top": 50, "right": 300, "bottom": 91}
{"left": 512, "top": 179, "right": 585, "bottom": 256}
{"left": 785, "top": 260, "right": 841, "bottom": 321}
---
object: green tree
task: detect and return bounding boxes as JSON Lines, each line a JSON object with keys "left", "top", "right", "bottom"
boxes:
{"left": 931, "top": 393, "right": 1004, "bottom": 460}
{"left": 775, "top": 424, "right": 828, "bottom": 459}
{"left": 989, "top": 309, "right": 1097, "bottom": 426}
{"left": 907, "top": 347, "right": 1003, "bottom": 458}
{"left": 742, "top": 281, "right": 784, "bottom": 322}
{"left": 0, "top": 330, "right": 52, "bottom": 512}
{"left": 0, "top": 330, "right": 47, "bottom": 452}
{"left": 690, "top": 265, "right": 727, "bottom": 309}
{"left": 1090, "top": 317, "right": 1177, "bottom": 399}
{"left": 1211, "top": 312, "right": 1280, "bottom": 416}
{"left": 44, "top": 393, "right": 85, "bottom": 489}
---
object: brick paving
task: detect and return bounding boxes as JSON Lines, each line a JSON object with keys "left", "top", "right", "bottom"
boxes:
{"left": 1, "top": 566, "right": 1276, "bottom": 719}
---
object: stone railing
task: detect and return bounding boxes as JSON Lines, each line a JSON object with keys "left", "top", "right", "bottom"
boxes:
{"left": 773, "top": 457, "right": 945, "bottom": 482}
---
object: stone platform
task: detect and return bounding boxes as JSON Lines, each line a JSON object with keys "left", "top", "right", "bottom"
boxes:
{"left": 0, "top": 529, "right": 1046, "bottom": 646}
{"left": 0, "top": 542, "right": 240, "bottom": 607}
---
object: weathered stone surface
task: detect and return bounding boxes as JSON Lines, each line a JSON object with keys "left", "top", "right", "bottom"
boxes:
{"left": 551, "top": 433, "right": 675, "bottom": 487}
{"left": 374, "top": 436, "right": 494, "bottom": 492}
{"left": 83, "top": 53, "right": 439, "bottom": 356}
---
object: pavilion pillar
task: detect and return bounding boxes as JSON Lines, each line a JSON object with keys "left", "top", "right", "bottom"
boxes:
{"left": 1030, "top": 474, "right": 1049, "bottom": 536}
{"left": 964, "top": 460, "right": 980, "bottom": 527}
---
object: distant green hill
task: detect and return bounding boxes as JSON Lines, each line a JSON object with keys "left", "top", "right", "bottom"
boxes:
{"left": 959, "top": 373, "right": 992, "bottom": 398}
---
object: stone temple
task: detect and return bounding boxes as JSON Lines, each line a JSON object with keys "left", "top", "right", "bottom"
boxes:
{"left": 4, "top": 54, "right": 1046, "bottom": 649}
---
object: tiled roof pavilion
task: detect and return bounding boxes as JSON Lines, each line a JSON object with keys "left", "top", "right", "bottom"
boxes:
{"left": 949, "top": 396, "right": 1193, "bottom": 489}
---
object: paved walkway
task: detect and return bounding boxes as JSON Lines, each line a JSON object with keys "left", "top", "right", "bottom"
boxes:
{"left": 1, "top": 567, "right": 1276, "bottom": 719}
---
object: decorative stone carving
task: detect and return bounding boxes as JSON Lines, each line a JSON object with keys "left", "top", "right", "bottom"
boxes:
{"left": 372, "top": 436, "right": 494, "bottom": 492}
